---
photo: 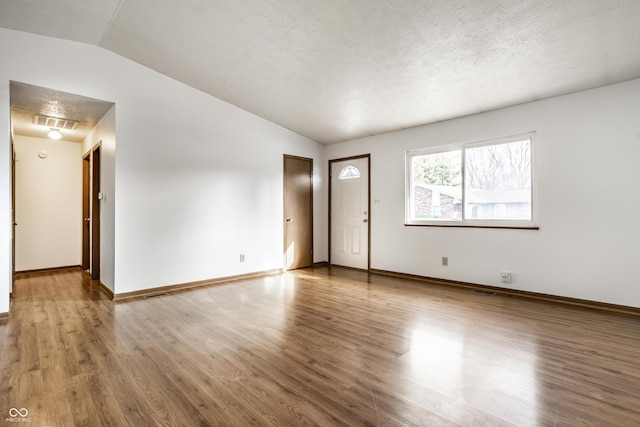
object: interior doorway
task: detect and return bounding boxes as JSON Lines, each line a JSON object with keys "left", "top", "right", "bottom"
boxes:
{"left": 91, "top": 146, "right": 101, "bottom": 280}
{"left": 82, "top": 153, "right": 90, "bottom": 270}
{"left": 329, "top": 155, "right": 370, "bottom": 270}
{"left": 82, "top": 145, "right": 101, "bottom": 279}
{"left": 283, "top": 155, "right": 313, "bottom": 270}
{"left": 11, "top": 142, "right": 16, "bottom": 292}
{"left": 9, "top": 81, "right": 113, "bottom": 281}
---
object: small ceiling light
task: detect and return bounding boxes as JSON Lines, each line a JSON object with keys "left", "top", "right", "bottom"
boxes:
{"left": 48, "top": 128, "right": 62, "bottom": 140}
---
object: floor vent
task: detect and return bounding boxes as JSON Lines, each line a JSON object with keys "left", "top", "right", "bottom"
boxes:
{"left": 472, "top": 289, "right": 496, "bottom": 296}
{"left": 143, "top": 293, "right": 169, "bottom": 299}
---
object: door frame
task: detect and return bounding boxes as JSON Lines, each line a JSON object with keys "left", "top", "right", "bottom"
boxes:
{"left": 91, "top": 144, "right": 101, "bottom": 280}
{"left": 11, "top": 140, "right": 16, "bottom": 293}
{"left": 82, "top": 152, "right": 90, "bottom": 271}
{"left": 82, "top": 143, "right": 101, "bottom": 280}
{"left": 283, "top": 154, "right": 314, "bottom": 270}
{"left": 328, "top": 154, "right": 371, "bottom": 269}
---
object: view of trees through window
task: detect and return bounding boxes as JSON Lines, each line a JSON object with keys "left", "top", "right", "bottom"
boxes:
{"left": 412, "top": 151, "right": 461, "bottom": 187}
{"left": 408, "top": 136, "right": 533, "bottom": 224}
{"left": 466, "top": 140, "right": 531, "bottom": 191}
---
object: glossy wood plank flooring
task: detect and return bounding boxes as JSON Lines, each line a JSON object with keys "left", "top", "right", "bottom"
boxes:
{"left": 1, "top": 267, "right": 640, "bottom": 426}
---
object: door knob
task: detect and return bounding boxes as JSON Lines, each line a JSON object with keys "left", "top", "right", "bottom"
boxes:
{"left": 286, "top": 218, "right": 292, "bottom": 222}
{"left": 85, "top": 218, "right": 90, "bottom": 223}
{"left": 363, "top": 219, "right": 368, "bottom": 223}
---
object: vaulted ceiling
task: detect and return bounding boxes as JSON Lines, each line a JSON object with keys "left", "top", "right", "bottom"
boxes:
{"left": 2, "top": 1, "right": 640, "bottom": 144}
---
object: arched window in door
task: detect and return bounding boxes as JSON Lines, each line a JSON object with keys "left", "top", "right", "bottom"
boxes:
{"left": 338, "top": 165, "right": 360, "bottom": 180}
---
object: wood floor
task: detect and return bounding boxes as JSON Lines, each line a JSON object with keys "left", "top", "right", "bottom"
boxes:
{"left": 1, "top": 267, "right": 640, "bottom": 426}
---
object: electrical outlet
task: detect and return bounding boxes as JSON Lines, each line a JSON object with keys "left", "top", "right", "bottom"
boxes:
{"left": 240, "top": 254, "right": 245, "bottom": 262}
{"left": 442, "top": 257, "right": 448, "bottom": 266}
{"left": 500, "top": 271, "right": 511, "bottom": 283}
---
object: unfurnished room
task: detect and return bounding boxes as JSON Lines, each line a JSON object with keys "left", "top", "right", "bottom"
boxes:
{"left": 1, "top": 1, "right": 640, "bottom": 426}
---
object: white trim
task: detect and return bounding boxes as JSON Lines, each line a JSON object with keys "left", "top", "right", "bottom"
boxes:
{"left": 406, "top": 132, "right": 537, "bottom": 228}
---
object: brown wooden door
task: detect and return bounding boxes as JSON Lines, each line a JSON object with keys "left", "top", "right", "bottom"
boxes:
{"left": 91, "top": 146, "right": 101, "bottom": 280}
{"left": 11, "top": 143, "right": 16, "bottom": 281}
{"left": 283, "top": 155, "right": 313, "bottom": 270}
{"left": 82, "top": 153, "right": 90, "bottom": 271}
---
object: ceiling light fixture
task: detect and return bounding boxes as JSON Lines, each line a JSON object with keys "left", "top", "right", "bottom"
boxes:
{"left": 48, "top": 128, "right": 62, "bottom": 140}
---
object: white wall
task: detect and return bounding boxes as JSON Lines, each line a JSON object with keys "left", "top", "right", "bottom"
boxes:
{"left": 107, "top": 46, "right": 326, "bottom": 294}
{"left": 82, "top": 105, "right": 116, "bottom": 290}
{"left": 3, "top": 26, "right": 638, "bottom": 312}
{"left": 1, "top": 79, "right": 10, "bottom": 307}
{"left": 325, "top": 79, "right": 640, "bottom": 308}
{"left": 13, "top": 136, "right": 82, "bottom": 271}
{"left": 0, "top": 28, "right": 326, "bottom": 312}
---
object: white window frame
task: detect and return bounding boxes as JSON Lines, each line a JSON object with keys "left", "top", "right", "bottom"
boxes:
{"left": 405, "top": 132, "right": 538, "bottom": 229}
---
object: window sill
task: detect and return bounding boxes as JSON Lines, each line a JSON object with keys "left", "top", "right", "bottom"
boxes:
{"left": 405, "top": 223, "right": 539, "bottom": 230}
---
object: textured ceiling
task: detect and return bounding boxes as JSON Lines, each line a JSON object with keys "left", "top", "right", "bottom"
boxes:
{"left": 2, "top": 0, "right": 640, "bottom": 144}
{"left": 10, "top": 81, "right": 114, "bottom": 143}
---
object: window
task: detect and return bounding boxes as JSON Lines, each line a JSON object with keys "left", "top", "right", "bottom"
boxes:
{"left": 338, "top": 165, "right": 361, "bottom": 180}
{"left": 406, "top": 133, "right": 536, "bottom": 228}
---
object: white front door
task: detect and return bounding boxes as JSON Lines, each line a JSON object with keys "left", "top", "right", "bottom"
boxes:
{"left": 330, "top": 157, "right": 369, "bottom": 269}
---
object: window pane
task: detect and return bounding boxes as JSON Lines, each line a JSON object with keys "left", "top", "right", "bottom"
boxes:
{"left": 464, "top": 139, "right": 531, "bottom": 220}
{"left": 338, "top": 165, "right": 360, "bottom": 180}
{"left": 410, "top": 150, "right": 462, "bottom": 221}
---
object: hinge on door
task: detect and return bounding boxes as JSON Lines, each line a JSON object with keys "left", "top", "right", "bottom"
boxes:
{"left": 309, "top": 171, "right": 314, "bottom": 178}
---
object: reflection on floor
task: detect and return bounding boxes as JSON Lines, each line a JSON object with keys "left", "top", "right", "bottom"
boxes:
{"left": 1, "top": 266, "right": 639, "bottom": 425}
